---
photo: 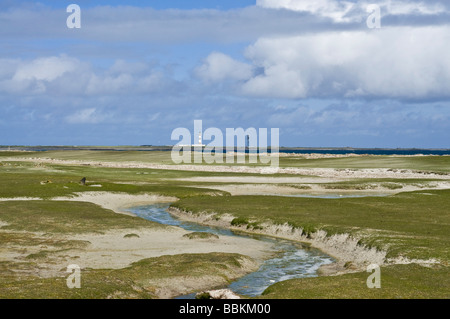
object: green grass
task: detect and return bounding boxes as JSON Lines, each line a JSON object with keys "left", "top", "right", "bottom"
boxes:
{"left": 0, "top": 253, "right": 251, "bottom": 299}
{"left": 172, "top": 190, "right": 450, "bottom": 261}
{"left": 182, "top": 232, "right": 219, "bottom": 240}
{"left": 1, "top": 150, "right": 450, "bottom": 299}
{"left": 0, "top": 162, "right": 232, "bottom": 199}
{"left": 0, "top": 200, "right": 163, "bottom": 233}
{"left": 1, "top": 150, "right": 175, "bottom": 165}
{"left": 278, "top": 155, "right": 450, "bottom": 173}
{"left": 230, "top": 217, "right": 250, "bottom": 227}
{"left": 1, "top": 150, "right": 273, "bottom": 167}
{"left": 0, "top": 199, "right": 252, "bottom": 298}
{"left": 260, "top": 263, "right": 449, "bottom": 299}
{"left": 6, "top": 150, "right": 449, "bottom": 173}
{"left": 123, "top": 233, "right": 140, "bottom": 238}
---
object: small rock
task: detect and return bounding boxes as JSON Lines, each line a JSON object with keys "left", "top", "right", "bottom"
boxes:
{"left": 196, "top": 289, "right": 240, "bottom": 300}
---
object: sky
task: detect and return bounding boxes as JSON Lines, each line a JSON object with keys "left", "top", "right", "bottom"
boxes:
{"left": 0, "top": 0, "right": 449, "bottom": 148}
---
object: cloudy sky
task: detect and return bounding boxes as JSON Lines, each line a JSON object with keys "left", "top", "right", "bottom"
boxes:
{"left": 1, "top": 0, "right": 449, "bottom": 147}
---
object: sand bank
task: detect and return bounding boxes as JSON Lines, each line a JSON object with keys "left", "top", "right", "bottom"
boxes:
{"left": 182, "top": 181, "right": 450, "bottom": 196}
{"left": 0, "top": 192, "right": 275, "bottom": 294}
{"left": 168, "top": 207, "right": 440, "bottom": 277}
{"left": 3, "top": 157, "right": 450, "bottom": 180}
{"left": 52, "top": 191, "right": 178, "bottom": 216}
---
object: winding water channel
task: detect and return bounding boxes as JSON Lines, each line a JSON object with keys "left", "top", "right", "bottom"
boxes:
{"left": 127, "top": 203, "right": 334, "bottom": 298}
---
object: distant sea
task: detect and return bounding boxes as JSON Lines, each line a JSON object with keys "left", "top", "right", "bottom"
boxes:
{"left": 279, "top": 149, "right": 450, "bottom": 156}
{"left": 1, "top": 146, "right": 450, "bottom": 156}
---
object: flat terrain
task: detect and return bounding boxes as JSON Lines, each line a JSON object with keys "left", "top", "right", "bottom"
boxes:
{"left": 0, "top": 150, "right": 449, "bottom": 298}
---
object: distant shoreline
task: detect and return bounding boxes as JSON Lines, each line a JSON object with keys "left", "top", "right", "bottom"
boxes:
{"left": 1, "top": 145, "right": 450, "bottom": 156}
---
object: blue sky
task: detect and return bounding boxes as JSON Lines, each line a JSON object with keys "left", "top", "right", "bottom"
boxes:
{"left": 0, "top": 0, "right": 449, "bottom": 147}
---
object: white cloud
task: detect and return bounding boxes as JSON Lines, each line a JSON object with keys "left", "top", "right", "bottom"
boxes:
{"left": 242, "top": 64, "right": 307, "bottom": 98}
{"left": 257, "top": 0, "right": 356, "bottom": 22}
{"left": 240, "top": 26, "right": 450, "bottom": 99}
{"left": 195, "top": 52, "right": 253, "bottom": 82}
{"left": 65, "top": 108, "right": 105, "bottom": 124}
{"left": 256, "top": 0, "right": 447, "bottom": 22}
{"left": 384, "top": 0, "right": 446, "bottom": 15}
{"left": 0, "top": 56, "right": 86, "bottom": 95}
{"left": 12, "top": 56, "right": 79, "bottom": 82}
{"left": 0, "top": 55, "right": 180, "bottom": 97}
{"left": 0, "top": 59, "right": 20, "bottom": 78}
{"left": 86, "top": 73, "right": 134, "bottom": 95}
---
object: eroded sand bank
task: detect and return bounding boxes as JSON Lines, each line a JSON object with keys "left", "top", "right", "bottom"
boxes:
{"left": 1, "top": 192, "right": 275, "bottom": 280}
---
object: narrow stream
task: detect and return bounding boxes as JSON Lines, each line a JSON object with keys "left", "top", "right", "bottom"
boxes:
{"left": 127, "top": 204, "right": 334, "bottom": 298}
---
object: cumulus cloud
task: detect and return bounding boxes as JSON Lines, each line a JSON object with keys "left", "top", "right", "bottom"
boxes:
{"left": 256, "top": 0, "right": 448, "bottom": 22}
{"left": 0, "top": 56, "right": 87, "bottom": 95}
{"left": 240, "top": 26, "right": 450, "bottom": 100}
{"left": 257, "top": 0, "right": 357, "bottom": 22}
{"left": 1, "top": 1, "right": 449, "bottom": 48}
{"left": 1, "top": 1, "right": 449, "bottom": 146}
{"left": 195, "top": 52, "right": 253, "bottom": 82}
{"left": 0, "top": 55, "right": 181, "bottom": 97}
{"left": 12, "top": 56, "right": 79, "bottom": 82}
{"left": 266, "top": 100, "right": 450, "bottom": 145}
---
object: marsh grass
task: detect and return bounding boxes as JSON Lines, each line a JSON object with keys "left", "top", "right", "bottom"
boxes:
{"left": 0, "top": 161, "right": 312, "bottom": 199}
{"left": 260, "top": 263, "right": 450, "bottom": 299}
{"left": 278, "top": 155, "right": 450, "bottom": 173}
{"left": 0, "top": 199, "right": 251, "bottom": 298}
{"left": 172, "top": 190, "right": 450, "bottom": 261}
{"left": 0, "top": 201, "right": 163, "bottom": 233}
{"left": 1, "top": 151, "right": 450, "bottom": 299}
{"left": 123, "top": 233, "right": 140, "bottom": 238}
{"left": 182, "top": 232, "right": 219, "bottom": 240}
{"left": 0, "top": 253, "right": 251, "bottom": 299}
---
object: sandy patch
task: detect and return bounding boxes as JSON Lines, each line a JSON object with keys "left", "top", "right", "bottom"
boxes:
{"left": 193, "top": 184, "right": 311, "bottom": 196}
{"left": 183, "top": 181, "right": 450, "bottom": 196}
{"left": 0, "top": 192, "right": 275, "bottom": 279}
{"left": 147, "top": 273, "right": 252, "bottom": 299}
{"left": 59, "top": 227, "right": 274, "bottom": 273}
{"left": 0, "top": 197, "right": 42, "bottom": 202}
{"left": 172, "top": 176, "right": 345, "bottom": 184}
{"left": 52, "top": 192, "right": 178, "bottom": 216}
{"left": 168, "top": 207, "right": 441, "bottom": 277}
{"left": 3, "top": 157, "right": 450, "bottom": 180}
{"left": 0, "top": 224, "right": 274, "bottom": 281}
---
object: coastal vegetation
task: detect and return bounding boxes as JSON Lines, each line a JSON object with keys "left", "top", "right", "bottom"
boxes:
{"left": 0, "top": 150, "right": 449, "bottom": 298}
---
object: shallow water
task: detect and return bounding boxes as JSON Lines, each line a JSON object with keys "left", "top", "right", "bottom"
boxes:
{"left": 128, "top": 204, "right": 334, "bottom": 298}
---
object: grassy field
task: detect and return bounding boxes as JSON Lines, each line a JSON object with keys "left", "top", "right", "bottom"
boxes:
{"left": 1, "top": 253, "right": 251, "bottom": 299}
{"left": 2, "top": 150, "right": 450, "bottom": 173}
{"left": 172, "top": 190, "right": 450, "bottom": 298}
{"left": 0, "top": 200, "right": 163, "bottom": 233}
{"left": 280, "top": 155, "right": 450, "bottom": 172}
{"left": 0, "top": 161, "right": 234, "bottom": 199}
{"left": 0, "top": 199, "right": 253, "bottom": 299}
{"left": 1, "top": 151, "right": 449, "bottom": 299}
{"left": 260, "top": 263, "right": 449, "bottom": 299}
{"left": 172, "top": 190, "right": 450, "bottom": 261}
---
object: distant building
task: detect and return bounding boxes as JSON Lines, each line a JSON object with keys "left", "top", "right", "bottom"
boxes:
{"left": 179, "top": 131, "right": 205, "bottom": 147}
